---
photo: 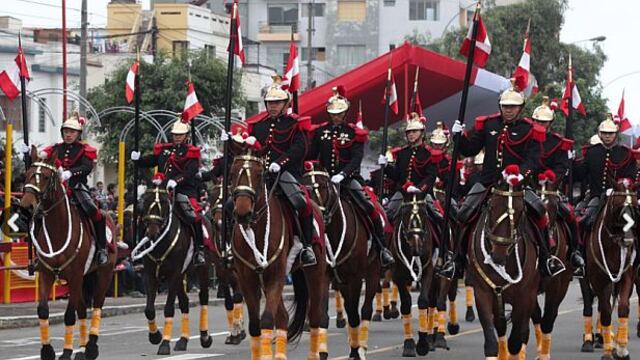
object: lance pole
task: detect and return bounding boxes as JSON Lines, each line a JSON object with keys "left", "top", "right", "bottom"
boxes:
{"left": 377, "top": 55, "right": 393, "bottom": 200}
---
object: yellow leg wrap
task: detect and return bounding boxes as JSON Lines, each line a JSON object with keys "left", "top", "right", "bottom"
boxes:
{"left": 497, "top": 336, "right": 508, "bottom": 360}
{"left": 90, "top": 308, "right": 102, "bottom": 336}
{"left": 597, "top": 314, "right": 602, "bottom": 334}
{"left": 79, "top": 319, "right": 88, "bottom": 347}
{"left": 449, "top": 301, "right": 458, "bottom": 325}
{"left": 382, "top": 286, "right": 390, "bottom": 307}
{"left": 309, "top": 327, "right": 320, "bottom": 360}
{"left": 359, "top": 320, "right": 370, "bottom": 350}
{"left": 466, "top": 286, "right": 473, "bottom": 307}
{"left": 148, "top": 319, "right": 159, "bottom": 333}
{"left": 534, "top": 323, "right": 542, "bottom": 352}
{"left": 584, "top": 316, "right": 593, "bottom": 341}
{"left": 40, "top": 319, "right": 51, "bottom": 345}
{"left": 617, "top": 317, "right": 629, "bottom": 346}
{"left": 515, "top": 343, "right": 526, "bottom": 360}
{"left": 349, "top": 326, "right": 359, "bottom": 349}
{"left": 234, "top": 303, "right": 243, "bottom": 325}
{"left": 162, "top": 317, "right": 174, "bottom": 341}
{"left": 336, "top": 291, "right": 344, "bottom": 313}
{"left": 226, "top": 310, "right": 235, "bottom": 333}
{"left": 418, "top": 308, "right": 429, "bottom": 333}
{"left": 318, "top": 328, "right": 328, "bottom": 354}
{"left": 603, "top": 324, "right": 613, "bottom": 354}
{"left": 251, "top": 336, "right": 261, "bottom": 360}
{"left": 181, "top": 313, "right": 190, "bottom": 338}
{"left": 199, "top": 305, "right": 208, "bottom": 332}
{"left": 540, "top": 332, "right": 551, "bottom": 356}
{"left": 375, "top": 292, "right": 382, "bottom": 312}
{"left": 392, "top": 285, "right": 399, "bottom": 302}
{"left": 261, "top": 329, "right": 273, "bottom": 360}
{"left": 275, "top": 329, "right": 287, "bottom": 360}
{"left": 437, "top": 311, "right": 446, "bottom": 333}
{"left": 403, "top": 314, "right": 413, "bottom": 340}
{"left": 426, "top": 307, "right": 435, "bottom": 334}
{"left": 64, "top": 325, "right": 74, "bottom": 350}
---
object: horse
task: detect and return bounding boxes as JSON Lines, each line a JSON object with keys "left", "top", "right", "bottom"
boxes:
{"left": 466, "top": 167, "right": 539, "bottom": 360}
{"left": 582, "top": 178, "right": 638, "bottom": 360}
{"left": 301, "top": 161, "right": 381, "bottom": 359}
{"left": 18, "top": 148, "right": 116, "bottom": 360}
{"left": 389, "top": 190, "right": 437, "bottom": 357}
{"left": 228, "top": 144, "right": 329, "bottom": 360}
{"left": 131, "top": 182, "right": 213, "bottom": 355}
{"left": 530, "top": 177, "right": 573, "bottom": 360}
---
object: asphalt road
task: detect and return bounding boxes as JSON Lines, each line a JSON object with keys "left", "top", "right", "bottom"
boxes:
{"left": 2, "top": 281, "right": 640, "bottom": 360}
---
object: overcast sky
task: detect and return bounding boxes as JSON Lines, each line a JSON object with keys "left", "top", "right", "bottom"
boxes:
{"left": 10, "top": 0, "right": 640, "bottom": 128}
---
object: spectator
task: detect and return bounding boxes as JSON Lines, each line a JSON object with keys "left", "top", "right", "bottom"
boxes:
{"left": 95, "top": 181, "right": 108, "bottom": 209}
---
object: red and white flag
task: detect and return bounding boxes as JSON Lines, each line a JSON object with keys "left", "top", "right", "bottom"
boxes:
{"left": 459, "top": 13, "right": 491, "bottom": 68}
{"left": 0, "top": 37, "right": 29, "bottom": 101}
{"left": 560, "top": 78, "right": 586, "bottom": 116}
{"left": 513, "top": 22, "right": 531, "bottom": 91}
{"left": 227, "top": 0, "right": 245, "bottom": 67}
{"left": 616, "top": 89, "right": 632, "bottom": 134}
{"left": 282, "top": 39, "right": 300, "bottom": 92}
{"left": 125, "top": 61, "right": 138, "bottom": 104}
{"left": 356, "top": 104, "right": 364, "bottom": 129}
{"left": 383, "top": 74, "right": 399, "bottom": 115}
{"left": 182, "top": 81, "right": 204, "bottom": 123}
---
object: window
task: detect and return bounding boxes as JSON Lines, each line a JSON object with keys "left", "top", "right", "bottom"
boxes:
{"left": 384, "top": 0, "right": 396, "bottom": 6}
{"left": 205, "top": 44, "right": 216, "bottom": 59}
{"left": 267, "top": 4, "right": 298, "bottom": 25}
{"left": 409, "top": 0, "right": 440, "bottom": 21}
{"left": 300, "top": 47, "right": 326, "bottom": 62}
{"left": 302, "top": 3, "right": 325, "bottom": 17}
{"left": 338, "top": 0, "right": 366, "bottom": 22}
{"left": 172, "top": 40, "right": 189, "bottom": 59}
{"left": 38, "top": 98, "right": 46, "bottom": 133}
{"left": 337, "top": 45, "right": 366, "bottom": 66}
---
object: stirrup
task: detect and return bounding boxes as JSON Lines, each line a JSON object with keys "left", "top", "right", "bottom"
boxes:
{"left": 193, "top": 249, "right": 206, "bottom": 267}
{"left": 545, "top": 256, "right": 566, "bottom": 277}
{"left": 300, "top": 247, "right": 317, "bottom": 267}
{"left": 379, "top": 248, "right": 395, "bottom": 267}
{"left": 573, "top": 265, "right": 585, "bottom": 279}
{"left": 96, "top": 249, "right": 109, "bottom": 266}
{"left": 436, "top": 259, "right": 456, "bottom": 280}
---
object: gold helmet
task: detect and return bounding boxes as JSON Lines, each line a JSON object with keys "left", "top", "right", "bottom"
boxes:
{"left": 430, "top": 121, "right": 449, "bottom": 145}
{"left": 474, "top": 151, "right": 485, "bottom": 165}
{"left": 598, "top": 113, "right": 618, "bottom": 133}
{"left": 61, "top": 111, "right": 84, "bottom": 132}
{"left": 171, "top": 119, "right": 191, "bottom": 135}
{"left": 589, "top": 134, "right": 602, "bottom": 145}
{"left": 264, "top": 75, "right": 290, "bottom": 102}
{"left": 532, "top": 96, "right": 555, "bottom": 122}
{"left": 499, "top": 78, "right": 525, "bottom": 106}
{"left": 326, "top": 86, "right": 350, "bottom": 114}
{"left": 405, "top": 112, "right": 426, "bottom": 132}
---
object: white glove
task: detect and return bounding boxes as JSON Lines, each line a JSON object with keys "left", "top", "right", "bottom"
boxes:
{"left": 406, "top": 185, "right": 421, "bottom": 194}
{"left": 568, "top": 150, "right": 575, "bottom": 160}
{"left": 137, "top": 184, "right": 147, "bottom": 198}
{"left": 451, "top": 120, "right": 465, "bottom": 135}
{"left": 378, "top": 154, "right": 388, "bottom": 166}
{"left": 60, "top": 170, "right": 72, "bottom": 181}
{"left": 245, "top": 136, "right": 257, "bottom": 146}
{"left": 331, "top": 173, "right": 345, "bottom": 184}
{"left": 220, "top": 132, "right": 230, "bottom": 142}
{"left": 166, "top": 179, "right": 177, "bottom": 190}
{"left": 382, "top": 198, "right": 389, "bottom": 206}
{"left": 19, "top": 143, "right": 30, "bottom": 154}
{"left": 130, "top": 151, "right": 141, "bottom": 161}
{"left": 268, "top": 162, "right": 281, "bottom": 173}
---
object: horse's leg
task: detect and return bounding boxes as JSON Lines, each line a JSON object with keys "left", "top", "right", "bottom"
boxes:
{"left": 260, "top": 279, "right": 284, "bottom": 360}
{"left": 474, "top": 287, "right": 498, "bottom": 360}
{"left": 531, "top": 300, "right": 543, "bottom": 357}
{"left": 75, "top": 292, "right": 89, "bottom": 360}
{"left": 144, "top": 265, "right": 162, "bottom": 345}
{"left": 238, "top": 271, "right": 261, "bottom": 360}
{"left": 382, "top": 272, "right": 392, "bottom": 319}
{"left": 37, "top": 271, "right": 56, "bottom": 360}
{"left": 318, "top": 277, "right": 330, "bottom": 360}
{"left": 614, "top": 271, "right": 634, "bottom": 359}
{"left": 539, "top": 276, "right": 571, "bottom": 360}
{"left": 335, "top": 288, "right": 346, "bottom": 328}
{"left": 197, "top": 266, "right": 213, "bottom": 348}
{"left": 59, "top": 283, "right": 79, "bottom": 360}
{"left": 390, "top": 281, "right": 400, "bottom": 319}
{"left": 221, "top": 283, "right": 236, "bottom": 344}
{"left": 85, "top": 265, "right": 115, "bottom": 360}
{"left": 395, "top": 277, "right": 416, "bottom": 357}
{"left": 274, "top": 299, "right": 289, "bottom": 360}
{"left": 425, "top": 277, "right": 438, "bottom": 347}
{"left": 636, "top": 276, "right": 640, "bottom": 338}
{"left": 359, "top": 262, "right": 380, "bottom": 353}
{"left": 507, "top": 297, "right": 533, "bottom": 360}
{"left": 578, "top": 276, "right": 595, "bottom": 351}
{"left": 157, "top": 273, "right": 181, "bottom": 355}
{"left": 372, "top": 279, "right": 383, "bottom": 322}
{"left": 465, "top": 280, "right": 476, "bottom": 322}
{"left": 232, "top": 277, "right": 246, "bottom": 343}
{"left": 434, "top": 277, "right": 450, "bottom": 349}
{"left": 305, "top": 260, "right": 329, "bottom": 360}
{"left": 447, "top": 278, "right": 460, "bottom": 335}
{"left": 344, "top": 279, "right": 363, "bottom": 359}
{"left": 174, "top": 277, "right": 190, "bottom": 352}
{"left": 597, "top": 283, "right": 614, "bottom": 358}
{"left": 416, "top": 269, "right": 435, "bottom": 356}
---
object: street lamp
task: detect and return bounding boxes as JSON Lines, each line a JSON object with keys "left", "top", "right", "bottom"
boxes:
{"left": 570, "top": 36, "right": 606, "bottom": 44}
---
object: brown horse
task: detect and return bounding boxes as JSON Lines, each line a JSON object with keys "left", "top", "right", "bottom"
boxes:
{"left": 228, "top": 144, "right": 329, "bottom": 360}
{"left": 301, "top": 162, "right": 381, "bottom": 359}
{"left": 466, "top": 170, "right": 539, "bottom": 360}
{"left": 19, "top": 148, "right": 116, "bottom": 360}
{"left": 583, "top": 179, "right": 638, "bottom": 360}
{"left": 390, "top": 191, "right": 437, "bottom": 357}
{"left": 531, "top": 179, "right": 573, "bottom": 360}
{"left": 132, "top": 184, "right": 213, "bottom": 355}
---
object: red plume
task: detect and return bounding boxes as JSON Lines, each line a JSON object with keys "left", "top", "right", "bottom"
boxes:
{"left": 78, "top": 117, "right": 86, "bottom": 125}
{"left": 336, "top": 85, "right": 347, "bottom": 97}
{"left": 504, "top": 164, "right": 521, "bottom": 175}
{"left": 544, "top": 170, "right": 557, "bottom": 183}
{"left": 549, "top": 98, "right": 559, "bottom": 111}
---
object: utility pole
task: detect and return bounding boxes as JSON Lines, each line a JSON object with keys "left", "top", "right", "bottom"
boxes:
{"left": 79, "top": 0, "right": 87, "bottom": 113}
{"left": 306, "top": 1, "right": 314, "bottom": 90}
{"left": 62, "top": 0, "right": 68, "bottom": 119}
{"left": 151, "top": 17, "right": 158, "bottom": 62}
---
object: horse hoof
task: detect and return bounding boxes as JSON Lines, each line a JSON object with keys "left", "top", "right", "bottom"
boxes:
{"left": 157, "top": 340, "right": 171, "bottom": 355}
{"left": 613, "top": 348, "right": 630, "bottom": 360}
{"left": 41, "top": 344, "right": 56, "bottom": 360}
{"left": 349, "top": 347, "right": 360, "bottom": 359}
{"left": 231, "top": 333, "right": 244, "bottom": 345}
{"left": 447, "top": 322, "right": 460, "bottom": 335}
{"left": 216, "top": 286, "right": 225, "bottom": 299}
{"left": 319, "top": 352, "right": 329, "bottom": 360}
{"left": 225, "top": 335, "right": 235, "bottom": 345}
{"left": 173, "top": 337, "right": 188, "bottom": 351}
{"left": 581, "top": 340, "right": 594, "bottom": 352}
{"left": 336, "top": 317, "right": 346, "bottom": 329}
{"left": 73, "top": 351, "right": 86, "bottom": 360}
{"left": 200, "top": 332, "right": 213, "bottom": 348}
{"left": 434, "top": 332, "right": 449, "bottom": 350}
{"left": 149, "top": 331, "right": 163, "bottom": 345}
{"left": 389, "top": 306, "right": 400, "bottom": 319}
{"left": 416, "top": 332, "right": 430, "bottom": 356}
{"left": 383, "top": 307, "right": 392, "bottom": 320}
{"left": 372, "top": 313, "right": 382, "bottom": 322}
{"left": 465, "top": 307, "right": 475, "bottom": 322}
{"left": 594, "top": 334, "right": 603, "bottom": 349}
{"left": 59, "top": 349, "right": 73, "bottom": 360}
{"left": 85, "top": 336, "right": 99, "bottom": 360}
{"left": 427, "top": 333, "right": 436, "bottom": 348}
{"left": 402, "top": 339, "right": 417, "bottom": 357}
{"left": 239, "top": 330, "right": 247, "bottom": 340}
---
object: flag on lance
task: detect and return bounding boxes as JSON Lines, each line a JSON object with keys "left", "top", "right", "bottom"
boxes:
{"left": 513, "top": 20, "right": 531, "bottom": 91}
{"left": 616, "top": 89, "right": 632, "bottom": 134}
{"left": 282, "top": 39, "right": 300, "bottom": 92}
{"left": 125, "top": 61, "right": 139, "bottom": 104}
{"left": 381, "top": 73, "right": 399, "bottom": 115}
{"left": 0, "top": 38, "right": 30, "bottom": 100}
{"left": 459, "top": 13, "right": 492, "bottom": 68}
{"left": 181, "top": 81, "right": 204, "bottom": 122}
{"left": 227, "top": 0, "right": 245, "bottom": 67}
{"left": 560, "top": 78, "right": 586, "bottom": 116}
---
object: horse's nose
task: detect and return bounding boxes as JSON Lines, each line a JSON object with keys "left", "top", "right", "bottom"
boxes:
{"left": 491, "top": 253, "right": 507, "bottom": 266}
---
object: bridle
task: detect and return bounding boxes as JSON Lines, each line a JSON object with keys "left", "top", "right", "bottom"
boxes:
{"left": 232, "top": 154, "right": 266, "bottom": 202}
{"left": 24, "top": 162, "right": 65, "bottom": 213}
{"left": 485, "top": 185, "right": 524, "bottom": 254}
{"left": 601, "top": 188, "right": 636, "bottom": 247}
{"left": 399, "top": 193, "right": 428, "bottom": 239}
{"left": 303, "top": 167, "right": 339, "bottom": 222}
{"left": 142, "top": 187, "right": 170, "bottom": 228}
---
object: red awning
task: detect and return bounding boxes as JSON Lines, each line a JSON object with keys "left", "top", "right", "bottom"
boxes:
{"left": 246, "top": 42, "right": 510, "bottom": 130}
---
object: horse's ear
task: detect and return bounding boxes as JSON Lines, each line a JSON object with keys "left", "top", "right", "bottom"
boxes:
{"left": 30, "top": 145, "right": 38, "bottom": 163}
{"left": 228, "top": 140, "right": 244, "bottom": 157}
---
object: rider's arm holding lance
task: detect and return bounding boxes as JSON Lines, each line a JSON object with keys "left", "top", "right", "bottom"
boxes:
{"left": 457, "top": 125, "right": 486, "bottom": 158}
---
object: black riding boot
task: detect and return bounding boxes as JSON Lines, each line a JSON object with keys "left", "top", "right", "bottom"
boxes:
{"left": 539, "top": 227, "right": 565, "bottom": 277}
{"left": 567, "top": 220, "right": 585, "bottom": 278}
{"left": 299, "top": 215, "right": 317, "bottom": 267}
{"left": 94, "top": 217, "right": 108, "bottom": 266}
{"left": 372, "top": 217, "right": 394, "bottom": 267}
{"left": 192, "top": 222, "right": 206, "bottom": 267}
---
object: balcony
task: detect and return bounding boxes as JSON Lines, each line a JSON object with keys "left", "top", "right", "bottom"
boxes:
{"left": 257, "top": 21, "right": 300, "bottom": 42}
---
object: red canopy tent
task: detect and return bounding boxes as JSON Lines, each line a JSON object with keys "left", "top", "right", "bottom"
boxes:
{"left": 246, "top": 42, "right": 510, "bottom": 130}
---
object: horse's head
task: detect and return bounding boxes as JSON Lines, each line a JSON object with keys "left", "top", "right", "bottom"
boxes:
{"left": 301, "top": 161, "right": 335, "bottom": 213}
{"left": 398, "top": 191, "right": 430, "bottom": 257}
{"left": 229, "top": 141, "right": 267, "bottom": 225}
{"left": 141, "top": 175, "right": 172, "bottom": 240}
{"left": 20, "top": 146, "right": 63, "bottom": 213}
{"left": 602, "top": 178, "right": 639, "bottom": 248}
{"left": 209, "top": 183, "right": 223, "bottom": 230}
{"left": 537, "top": 170, "right": 560, "bottom": 222}
{"left": 485, "top": 165, "right": 526, "bottom": 265}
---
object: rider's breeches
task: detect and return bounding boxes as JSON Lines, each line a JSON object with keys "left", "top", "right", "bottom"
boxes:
{"left": 188, "top": 197, "right": 203, "bottom": 223}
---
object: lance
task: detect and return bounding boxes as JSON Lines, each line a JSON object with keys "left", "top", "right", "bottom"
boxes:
{"left": 565, "top": 54, "right": 574, "bottom": 203}
{"left": 290, "top": 29, "right": 299, "bottom": 115}
{"left": 439, "top": 2, "right": 482, "bottom": 274}
{"left": 408, "top": 66, "right": 420, "bottom": 114}
{"left": 132, "top": 50, "right": 141, "bottom": 246}
{"left": 188, "top": 62, "right": 198, "bottom": 146}
{"left": 377, "top": 54, "right": 393, "bottom": 200}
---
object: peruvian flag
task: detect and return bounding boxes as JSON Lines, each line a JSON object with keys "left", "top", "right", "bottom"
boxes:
{"left": 227, "top": 0, "right": 245, "bottom": 67}
{"left": 356, "top": 104, "right": 364, "bottom": 129}
{"left": 412, "top": 88, "right": 423, "bottom": 116}
{"left": 181, "top": 81, "right": 204, "bottom": 122}
{"left": 560, "top": 78, "right": 586, "bottom": 116}
{"left": 513, "top": 23, "right": 531, "bottom": 91}
{"left": 282, "top": 39, "right": 300, "bottom": 92}
{"left": 616, "top": 89, "right": 632, "bottom": 134}
{"left": 381, "top": 73, "right": 399, "bottom": 115}
{"left": 125, "top": 61, "right": 138, "bottom": 104}
{"left": 459, "top": 13, "right": 491, "bottom": 68}
{"left": 0, "top": 37, "right": 29, "bottom": 101}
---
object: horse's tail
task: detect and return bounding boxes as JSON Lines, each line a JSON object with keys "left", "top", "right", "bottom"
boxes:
{"left": 287, "top": 268, "right": 308, "bottom": 342}
{"left": 82, "top": 271, "right": 97, "bottom": 308}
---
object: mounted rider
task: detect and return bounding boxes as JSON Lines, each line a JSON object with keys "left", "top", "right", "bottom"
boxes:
{"left": 130, "top": 118, "right": 206, "bottom": 267}
{"left": 531, "top": 96, "right": 585, "bottom": 277}
{"left": 430, "top": 121, "right": 465, "bottom": 201}
{"left": 306, "top": 86, "right": 395, "bottom": 267}
{"left": 440, "top": 81, "right": 564, "bottom": 279}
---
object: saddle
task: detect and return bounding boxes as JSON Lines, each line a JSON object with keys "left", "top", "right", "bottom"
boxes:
{"left": 172, "top": 198, "right": 216, "bottom": 253}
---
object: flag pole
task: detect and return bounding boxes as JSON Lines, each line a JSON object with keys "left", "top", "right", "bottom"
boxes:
{"left": 290, "top": 29, "right": 299, "bottom": 114}
{"left": 409, "top": 66, "right": 420, "bottom": 114}
{"left": 377, "top": 54, "right": 393, "bottom": 201}
{"left": 565, "top": 54, "right": 574, "bottom": 203}
{"left": 18, "top": 33, "right": 33, "bottom": 274}
{"left": 439, "top": 2, "right": 482, "bottom": 273}
{"left": 221, "top": 1, "right": 238, "bottom": 267}
{"left": 188, "top": 63, "right": 198, "bottom": 146}
{"left": 132, "top": 49, "right": 141, "bottom": 247}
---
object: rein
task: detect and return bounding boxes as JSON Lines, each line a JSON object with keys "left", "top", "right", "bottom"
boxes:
{"left": 395, "top": 194, "right": 433, "bottom": 282}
